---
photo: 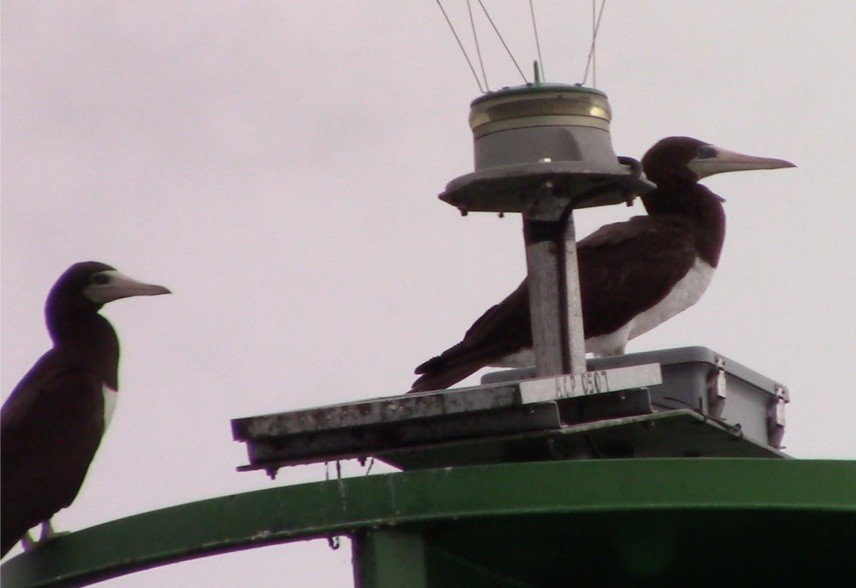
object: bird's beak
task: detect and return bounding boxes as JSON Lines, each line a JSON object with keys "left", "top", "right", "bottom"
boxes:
{"left": 84, "top": 270, "right": 171, "bottom": 304}
{"left": 687, "top": 146, "right": 796, "bottom": 180}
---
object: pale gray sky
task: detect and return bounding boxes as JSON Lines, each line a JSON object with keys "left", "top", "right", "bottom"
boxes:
{"left": 2, "top": 1, "right": 854, "bottom": 585}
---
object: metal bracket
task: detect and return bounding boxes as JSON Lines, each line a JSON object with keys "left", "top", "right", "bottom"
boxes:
{"left": 439, "top": 161, "right": 654, "bottom": 215}
{"left": 706, "top": 355, "right": 727, "bottom": 417}
{"left": 767, "top": 384, "right": 790, "bottom": 448}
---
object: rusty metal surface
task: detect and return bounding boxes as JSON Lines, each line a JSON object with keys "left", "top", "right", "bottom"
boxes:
{"left": 232, "top": 365, "right": 661, "bottom": 441}
{"left": 241, "top": 403, "right": 563, "bottom": 471}
{"left": 231, "top": 365, "right": 662, "bottom": 473}
{"left": 232, "top": 383, "right": 520, "bottom": 440}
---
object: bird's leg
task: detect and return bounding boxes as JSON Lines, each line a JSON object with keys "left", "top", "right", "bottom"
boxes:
{"left": 18, "top": 520, "right": 63, "bottom": 551}
{"left": 610, "top": 344, "right": 627, "bottom": 357}
{"left": 591, "top": 343, "right": 627, "bottom": 358}
{"left": 40, "top": 519, "right": 58, "bottom": 542}
{"left": 20, "top": 530, "right": 36, "bottom": 551}
{"left": 38, "top": 519, "right": 69, "bottom": 544}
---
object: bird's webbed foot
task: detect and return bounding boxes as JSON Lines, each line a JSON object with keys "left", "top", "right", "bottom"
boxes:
{"left": 20, "top": 531, "right": 37, "bottom": 551}
{"left": 39, "top": 519, "right": 69, "bottom": 543}
{"left": 21, "top": 520, "right": 68, "bottom": 551}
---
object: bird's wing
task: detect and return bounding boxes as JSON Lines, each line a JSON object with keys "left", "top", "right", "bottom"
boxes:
{"left": 1, "top": 351, "right": 65, "bottom": 430}
{"left": 577, "top": 215, "right": 699, "bottom": 338}
{"left": 410, "top": 280, "right": 530, "bottom": 392}
{"left": 2, "top": 358, "right": 106, "bottom": 556}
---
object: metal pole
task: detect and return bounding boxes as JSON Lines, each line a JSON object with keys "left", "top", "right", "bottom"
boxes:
{"left": 561, "top": 211, "right": 587, "bottom": 374}
{"left": 523, "top": 184, "right": 587, "bottom": 378}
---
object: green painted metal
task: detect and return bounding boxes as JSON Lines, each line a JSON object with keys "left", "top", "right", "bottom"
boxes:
{"left": 352, "top": 529, "right": 533, "bottom": 588}
{"left": 352, "top": 530, "right": 428, "bottom": 588}
{"left": 2, "top": 459, "right": 854, "bottom": 587}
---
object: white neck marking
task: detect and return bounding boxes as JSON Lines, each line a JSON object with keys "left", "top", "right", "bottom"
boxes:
{"left": 102, "top": 385, "right": 118, "bottom": 430}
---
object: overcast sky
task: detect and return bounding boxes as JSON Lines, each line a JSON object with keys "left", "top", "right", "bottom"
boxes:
{"left": 3, "top": 1, "right": 854, "bottom": 585}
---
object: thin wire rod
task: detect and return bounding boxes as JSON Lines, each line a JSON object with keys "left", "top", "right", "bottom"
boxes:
{"left": 529, "top": 0, "right": 545, "bottom": 81}
{"left": 476, "top": 0, "right": 528, "bottom": 83}
{"left": 581, "top": 0, "right": 607, "bottom": 87}
{"left": 592, "top": 0, "right": 596, "bottom": 87}
{"left": 467, "top": 0, "right": 490, "bottom": 90}
{"left": 436, "top": 0, "right": 485, "bottom": 92}
{"left": 592, "top": 0, "right": 597, "bottom": 87}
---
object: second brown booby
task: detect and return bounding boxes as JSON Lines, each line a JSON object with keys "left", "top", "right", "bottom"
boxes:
{"left": 410, "top": 136, "right": 794, "bottom": 392}
{"left": 1, "top": 262, "right": 170, "bottom": 557}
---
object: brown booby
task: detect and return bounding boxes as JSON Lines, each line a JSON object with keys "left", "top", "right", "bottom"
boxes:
{"left": 1, "top": 262, "right": 170, "bottom": 557}
{"left": 410, "top": 137, "right": 794, "bottom": 392}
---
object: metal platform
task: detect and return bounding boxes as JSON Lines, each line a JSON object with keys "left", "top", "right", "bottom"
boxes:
{"left": 231, "top": 355, "right": 786, "bottom": 476}
{"left": 379, "top": 410, "right": 785, "bottom": 471}
{"left": 232, "top": 364, "right": 661, "bottom": 473}
{"left": 439, "top": 160, "right": 654, "bottom": 214}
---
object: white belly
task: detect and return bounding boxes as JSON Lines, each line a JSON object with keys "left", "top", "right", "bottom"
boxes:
{"left": 492, "top": 258, "right": 715, "bottom": 363}
{"left": 627, "top": 258, "right": 715, "bottom": 340}
{"left": 102, "top": 384, "right": 118, "bottom": 430}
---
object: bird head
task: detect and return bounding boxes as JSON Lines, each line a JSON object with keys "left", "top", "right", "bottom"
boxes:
{"left": 642, "top": 136, "right": 795, "bottom": 187}
{"left": 48, "top": 261, "right": 171, "bottom": 313}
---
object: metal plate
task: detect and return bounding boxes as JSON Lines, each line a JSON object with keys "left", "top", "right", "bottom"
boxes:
{"left": 439, "top": 161, "right": 655, "bottom": 214}
{"left": 232, "top": 365, "right": 661, "bottom": 472}
{"left": 379, "top": 410, "right": 786, "bottom": 471}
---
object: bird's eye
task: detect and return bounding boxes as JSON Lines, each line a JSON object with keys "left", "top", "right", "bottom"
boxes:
{"left": 92, "top": 273, "right": 111, "bottom": 286}
{"left": 697, "top": 145, "right": 717, "bottom": 159}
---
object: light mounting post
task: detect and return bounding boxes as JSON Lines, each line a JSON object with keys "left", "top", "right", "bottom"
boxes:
{"left": 440, "top": 82, "right": 653, "bottom": 377}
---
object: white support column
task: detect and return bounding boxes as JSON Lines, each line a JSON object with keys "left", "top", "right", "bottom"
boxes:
{"left": 523, "top": 186, "right": 587, "bottom": 378}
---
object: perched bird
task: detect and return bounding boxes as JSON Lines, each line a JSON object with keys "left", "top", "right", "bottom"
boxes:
{"left": 1, "top": 262, "right": 170, "bottom": 556}
{"left": 411, "top": 137, "right": 794, "bottom": 392}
